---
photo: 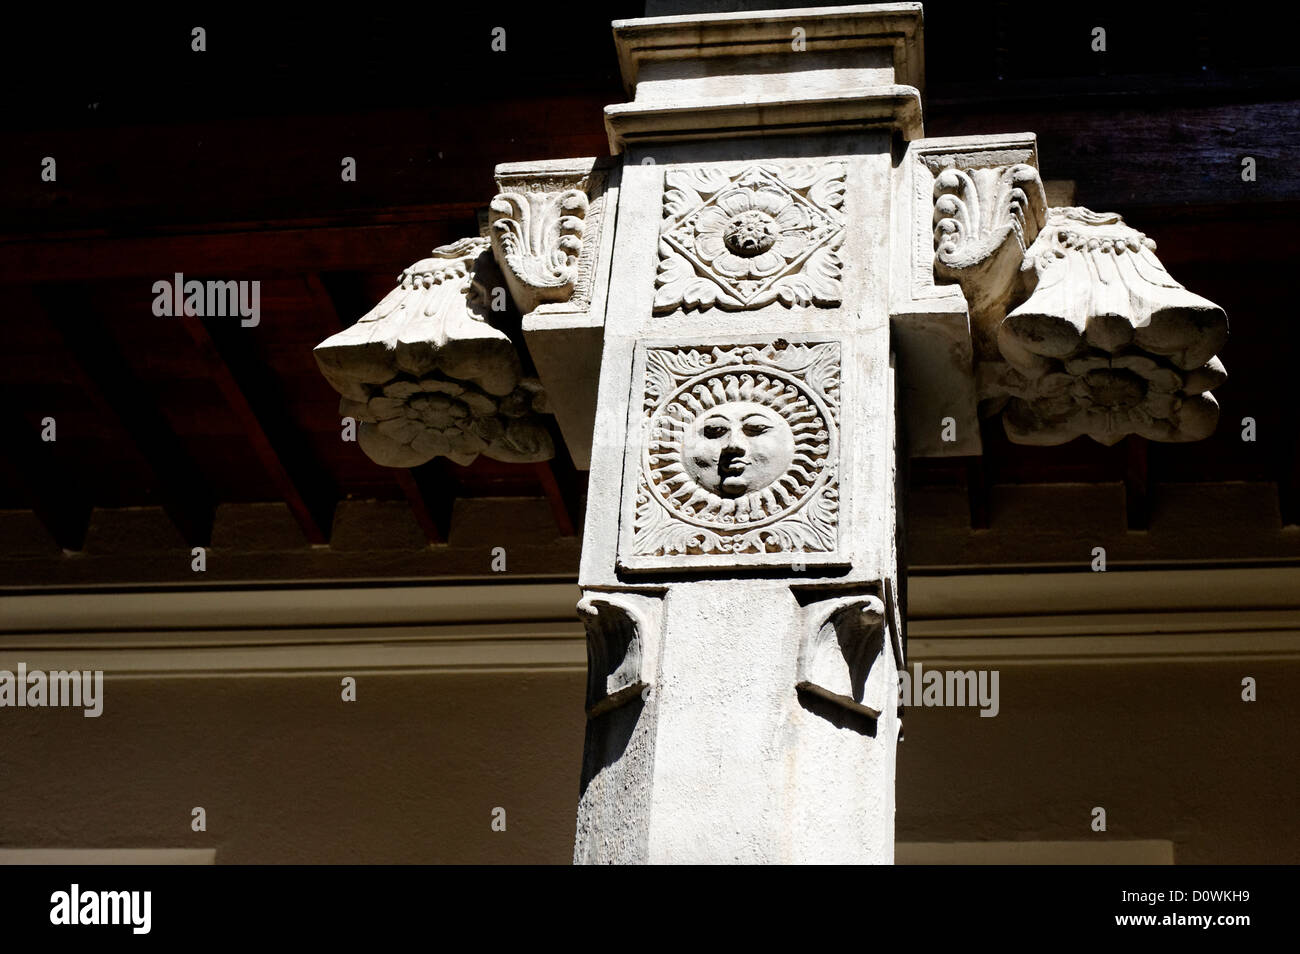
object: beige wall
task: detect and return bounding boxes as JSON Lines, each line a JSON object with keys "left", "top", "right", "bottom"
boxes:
{"left": 1, "top": 576, "right": 1296, "bottom": 863}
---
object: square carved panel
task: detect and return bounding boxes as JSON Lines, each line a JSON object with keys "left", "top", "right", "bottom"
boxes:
{"left": 618, "top": 338, "right": 849, "bottom": 573}
{"left": 653, "top": 162, "right": 846, "bottom": 313}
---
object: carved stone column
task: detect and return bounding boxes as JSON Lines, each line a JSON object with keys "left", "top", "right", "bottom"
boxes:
{"left": 575, "top": 5, "right": 920, "bottom": 863}
{"left": 308, "top": 2, "right": 1230, "bottom": 865}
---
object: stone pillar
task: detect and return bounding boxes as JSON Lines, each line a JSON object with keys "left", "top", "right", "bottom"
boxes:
{"left": 310, "top": 1, "right": 1230, "bottom": 866}
{"left": 574, "top": 5, "right": 921, "bottom": 863}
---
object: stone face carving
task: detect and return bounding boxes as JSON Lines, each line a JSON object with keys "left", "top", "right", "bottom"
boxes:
{"left": 313, "top": 238, "right": 555, "bottom": 467}
{"left": 619, "top": 339, "right": 844, "bottom": 571}
{"left": 988, "top": 208, "right": 1228, "bottom": 445}
{"left": 654, "top": 163, "right": 846, "bottom": 312}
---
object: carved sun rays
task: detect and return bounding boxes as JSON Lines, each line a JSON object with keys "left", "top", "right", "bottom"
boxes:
{"left": 647, "top": 370, "right": 830, "bottom": 526}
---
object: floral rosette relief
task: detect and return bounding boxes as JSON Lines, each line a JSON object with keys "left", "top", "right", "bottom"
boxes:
{"left": 654, "top": 163, "right": 847, "bottom": 312}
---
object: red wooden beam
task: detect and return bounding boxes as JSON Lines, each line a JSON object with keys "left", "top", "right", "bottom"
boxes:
{"left": 180, "top": 316, "right": 330, "bottom": 544}
{"left": 307, "top": 271, "right": 453, "bottom": 544}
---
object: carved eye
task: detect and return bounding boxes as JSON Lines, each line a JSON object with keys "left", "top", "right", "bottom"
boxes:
{"left": 742, "top": 423, "right": 771, "bottom": 437}
{"left": 703, "top": 424, "right": 728, "bottom": 439}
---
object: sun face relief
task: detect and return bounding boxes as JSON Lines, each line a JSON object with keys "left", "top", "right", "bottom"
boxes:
{"left": 624, "top": 341, "right": 843, "bottom": 565}
{"left": 684, "top": 402, "right": 795, "bottom": 497}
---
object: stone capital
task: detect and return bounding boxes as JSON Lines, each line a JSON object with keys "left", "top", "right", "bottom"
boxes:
{"left": 605, "top": 3, "right": 925, "bottom": 151}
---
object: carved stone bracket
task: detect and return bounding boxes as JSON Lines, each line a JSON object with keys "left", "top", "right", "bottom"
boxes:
{"left": 985, "top": 208, "right": 1228, "bottom": 445}
{"left": 489, "top": 158, "right": 614, "bottom": 320}
{"left": 929, "top": 161, "right": 1229, "bottom": 446}
{"left": 578, "top": 590, "right": 661, "bottom": 718}
{"left": 313, "top": 237, "right": 555, "bottom": 467}
{"left": 654, "top": 162, "right": 846, "bottom": 313}
{"left": 490, "top": 158, "right": 618, "bottom": 471}
{"left": 932, "top": 161, "right": 1047, "bottom": 355}
{"left": 796, "top": 593, "right": 893, "bottom": 720}
{"left": 490, "top": 188, "right": 586, "bottom": 313}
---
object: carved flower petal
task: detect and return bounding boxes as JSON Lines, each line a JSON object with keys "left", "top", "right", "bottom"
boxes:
{"left": 752, "top": 188, "right": 790, "bottom": 217}
{"left": 696, "top": 230, "right": 726, "bottom": 261}
{"left": 1111, "top": 354, "right": 1156, "bottom": 373}
{"left": 775, "top": 203, "right": 809, "bottom": 231}
{"left": 1083, "top": 408, "right": 1128, "bottom": 445}
{"left": 1143, "top": 391, "right": 1179, "bottom": 418}
{"left": 1038, "top": 372, "right": 1074, "bottom": 396}
{"left": 747, "top": 249, "right": 786, "bottom": 277}
{"left": 774, "top": 232, "right": 808, "bottom": 259}
{"left": 1142, "top": 366, "right": 1182, "bottom": 392}
{"left": 1064, "top": 354, "right": 1109, "bottom": 375}
{"left": 1183, "top": 356, "right": 1228, "bottom": 395}
{"left": 694, "top": 205, "right": 730, "bottom": 233}
{"left": 713, "top": 251, "right": 752, "bottom": 278}
{"left": 1171, "top": 392, "right": 1220, "bottom": 441}
{"left": 715, "top": 189, "right": 753, "bottom": 216}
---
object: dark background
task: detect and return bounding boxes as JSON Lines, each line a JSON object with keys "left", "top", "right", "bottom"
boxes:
{"left": 1, "top": 1, "right": 1296, "bottom": 583}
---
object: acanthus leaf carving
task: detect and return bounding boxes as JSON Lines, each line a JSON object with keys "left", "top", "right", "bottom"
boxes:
{"left": 488, "top": 159, "right": 612, "bottom": 319}
{"left": 932, "top": 162, "right": 1047, "bottom": 351}
{"left": 313, "top": 237, "right": 555, "bottom": 468}
{"left": 796, "top": 594, "right": 891, "bottom": 722}
{"left": 654, "top": 162, "right": 847, "bottom": 313}
{"left": 489, "top": 188, "right": 588, "bottom": 313}
{"left": 578, "top": 591, "right": 660, "bottom": 718}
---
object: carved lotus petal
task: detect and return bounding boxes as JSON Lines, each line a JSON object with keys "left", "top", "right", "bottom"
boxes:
{"left": 1063, "top": 354, "right": 1108, "bottom": 375}
{"left": 1183, "top": 356, "right": 1228, "bottom": 395}
{"left": 716, "top": 188, "right": 755, "bottom": 216}
{"left": 750, "top": 187, "right": 789, "bottom": 217}
{"left": 696, "top": 229, "right": 726, "bottom": 260}
{"left": 775, "top": 203, "right": 808, "bottom": 232}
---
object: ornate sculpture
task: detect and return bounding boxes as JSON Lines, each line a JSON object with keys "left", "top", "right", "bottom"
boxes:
{"left": 654, "top": 163, "right": 846, "bottom": 312}
{"left": 489, "top": 185, "right": 588, "bottom": 314}
{"left": 313, "top": 238, "right": 555, "bottom": 467}
{"left": 489, "top": 159, "right": 613, "bottom": 321}
{"left": 933, "top": 170, "right": 1228, "bottom": 446}
{"left": 578, "top": 592, "right": 659, "bottom": 718}
{"left": 620, "top": 340, "right": 842, "bottom": 570}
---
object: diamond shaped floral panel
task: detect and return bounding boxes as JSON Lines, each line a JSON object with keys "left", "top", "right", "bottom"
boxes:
{"left": 654, "top": 163, "right": 847, "bottom": 313}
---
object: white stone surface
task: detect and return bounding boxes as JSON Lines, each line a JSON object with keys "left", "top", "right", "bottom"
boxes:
{"left": 492, "top": 158, "right": 620, "bottom": 470}
{"left": 314, "top": 238, "right": 554, "bottom": 467}
{"left": 575, "top": 4, "right": 916, "bottom": 864}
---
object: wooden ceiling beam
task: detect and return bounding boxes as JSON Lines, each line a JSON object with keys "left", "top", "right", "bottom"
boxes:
{"left": 0, "top": 212, "right": 478, "bottom": 284}
{"left": 307, "top": 271, "right": 457, "bottom": 545}
{"left": 38, "top": 285, "right": 217, "bottom": 546}
{"left": 180, "top": 316, "right": 333, "bottom": 545}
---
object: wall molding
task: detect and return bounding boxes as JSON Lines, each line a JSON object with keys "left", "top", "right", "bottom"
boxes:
{"left": 1, "top": 568, "right": 1296, "bottom": 676}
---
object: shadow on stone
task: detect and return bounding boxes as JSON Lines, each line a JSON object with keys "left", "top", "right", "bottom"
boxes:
{"left": 796, "top": 686, "right": 879, "bottom": 738}
{"left": 578, "top": 694, "right": 646, "bottom": 800}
